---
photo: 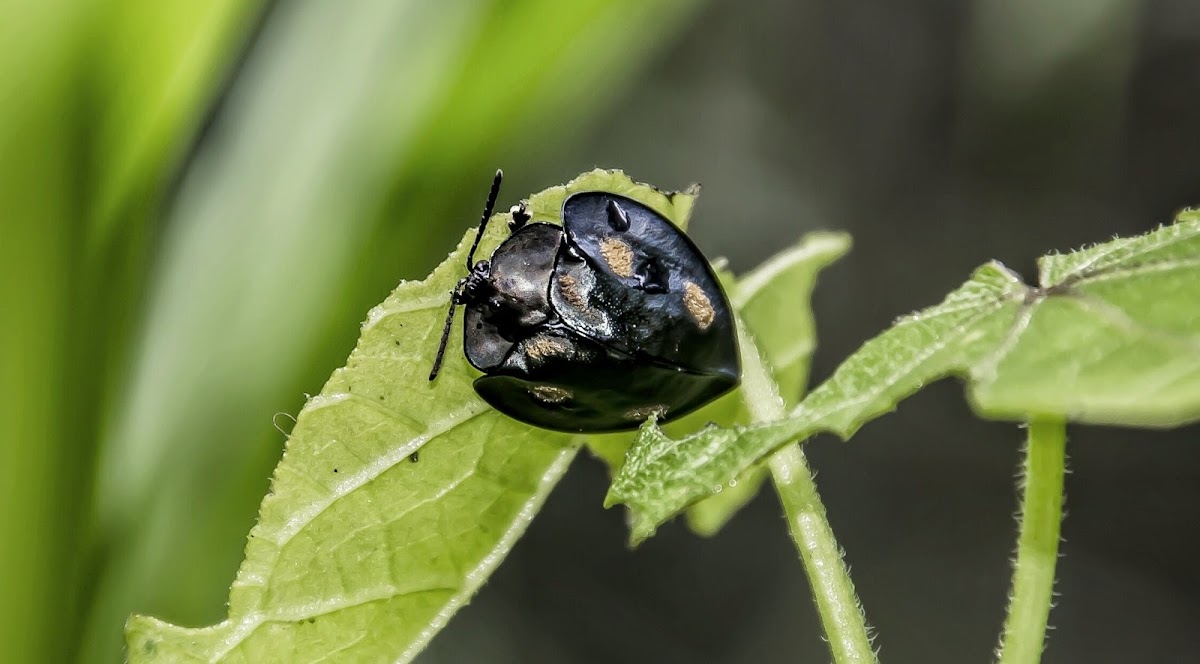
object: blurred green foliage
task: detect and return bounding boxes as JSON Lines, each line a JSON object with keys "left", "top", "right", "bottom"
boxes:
{"left": 0, "top": 1, "right": 701, "bottom": 662}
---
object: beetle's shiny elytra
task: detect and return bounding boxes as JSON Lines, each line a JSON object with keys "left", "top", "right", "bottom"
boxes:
{"left": 429, "top": 170, "right": 739, "bottom": 433}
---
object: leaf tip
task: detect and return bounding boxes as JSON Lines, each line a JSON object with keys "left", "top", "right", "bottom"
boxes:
{"left": 602, "top": 492, "right": 659, "bottom": 546}
{"left": 627, "top": 515, "right": 657, "bottom": 547}
{"left": 683, "top": 513, "right": 724, "bottom": 539}
{"left": 807, "top": 229, "right": 853, "bottom": 255}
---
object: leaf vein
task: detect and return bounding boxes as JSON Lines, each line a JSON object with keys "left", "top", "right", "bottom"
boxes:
{"left": 799, "top": 302, "right": 1007, "bottom": 429}
{"left": 1057, "top": 221, "right": 1200, "bottom": 284}
{"left": 322, "top": 462, "right": 477, "bottom": 557}
{"left": 1069, "top": 256, "right": 1200, "bottom": 287}
{"left": 362, "top": 296, "right": 450, "bottom": 333}
{"left": 271, "top": 403, "right": 490, "bottom": 546}
{"left": 1064, "top": 293, "right": 1200, "bottom": 350}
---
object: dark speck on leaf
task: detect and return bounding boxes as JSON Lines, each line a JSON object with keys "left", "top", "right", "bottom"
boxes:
{"left": 333, "top": 468, "right": 338, "bottom": 473}
{"left": 409, "top": 451, "right": 420, "bottom": 463}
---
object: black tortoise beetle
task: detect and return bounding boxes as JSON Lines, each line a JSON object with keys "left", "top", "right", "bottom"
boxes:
{"left": 429, "top": 170, "right": 739, "bottom": 433}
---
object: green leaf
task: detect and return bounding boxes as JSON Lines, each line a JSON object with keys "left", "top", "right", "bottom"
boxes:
{"left": 684, "top": 233, "right": 851, "bottom": 536}
{"left": 733, "top": 232, "right": 852, "bottom": 400}
{"left": 609, "top": 211, "right": 1200, "bottom": 541}
{"left": 971, "top": 213, "right": 1200, "bottom": 424}
{"left": 125, "top": 171, "right": 694, "bottom": 663}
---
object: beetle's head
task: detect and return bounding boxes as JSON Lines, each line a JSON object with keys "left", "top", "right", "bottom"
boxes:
{"left": 457, "top": 260, "right": 492, "bottom": 304}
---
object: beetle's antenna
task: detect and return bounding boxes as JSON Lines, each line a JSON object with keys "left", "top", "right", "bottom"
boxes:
{"left": 431, "top": 170, "right": 503, "bottom": 382}
{"left": 465, "top": 169, "right": 503, "bottom": 269}
{"left": 428, "top": 288, "right": 459, "bottom": 381}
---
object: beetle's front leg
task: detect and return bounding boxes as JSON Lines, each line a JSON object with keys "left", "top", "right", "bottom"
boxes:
{"left": 508, "top": 202, "right": 531, "bottom": 232}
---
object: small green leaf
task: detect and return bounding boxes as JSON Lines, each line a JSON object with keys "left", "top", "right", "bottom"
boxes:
{"left": 124, "top": 170, "right": 693, "bottom": 663}
{"left": 733, "top": 232, "right": 851, "bottom": 400}
{"left": 582, "top": 234, "right": 851, "bottom": 537}
{"left": 609, "top": 211, "right": 1200, "bottom": 539}
{"left": 684, "top": 233, "right": 851, "bottom": 536}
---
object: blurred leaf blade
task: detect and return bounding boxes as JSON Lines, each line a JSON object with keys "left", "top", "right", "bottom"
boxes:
{"left": 610, "top": 212, "right": 1200, "bottom": 540}
{"left": 80, "top": 3, "right": 267, "bottom": 460}
{"left": 0, "top": 0, "right": 261, "bottom": 658}
{"left": 439, "top": 0, "right": 701, "bottom": 157}
{"left": 89, "top": 0, "right": 268, "bottom": 248}
{"left": 0, "top": 6, "right": 92, "bottom": 662}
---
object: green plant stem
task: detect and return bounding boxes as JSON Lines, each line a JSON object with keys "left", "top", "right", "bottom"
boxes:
{"left": 997, "top": 418, "right": 1067, "bottom": 664}
{"left": 736, "top": 317, "right": 875, "bottom": 664}
{"left": 768, "top": 446, "right": 877, "bottom": 664}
